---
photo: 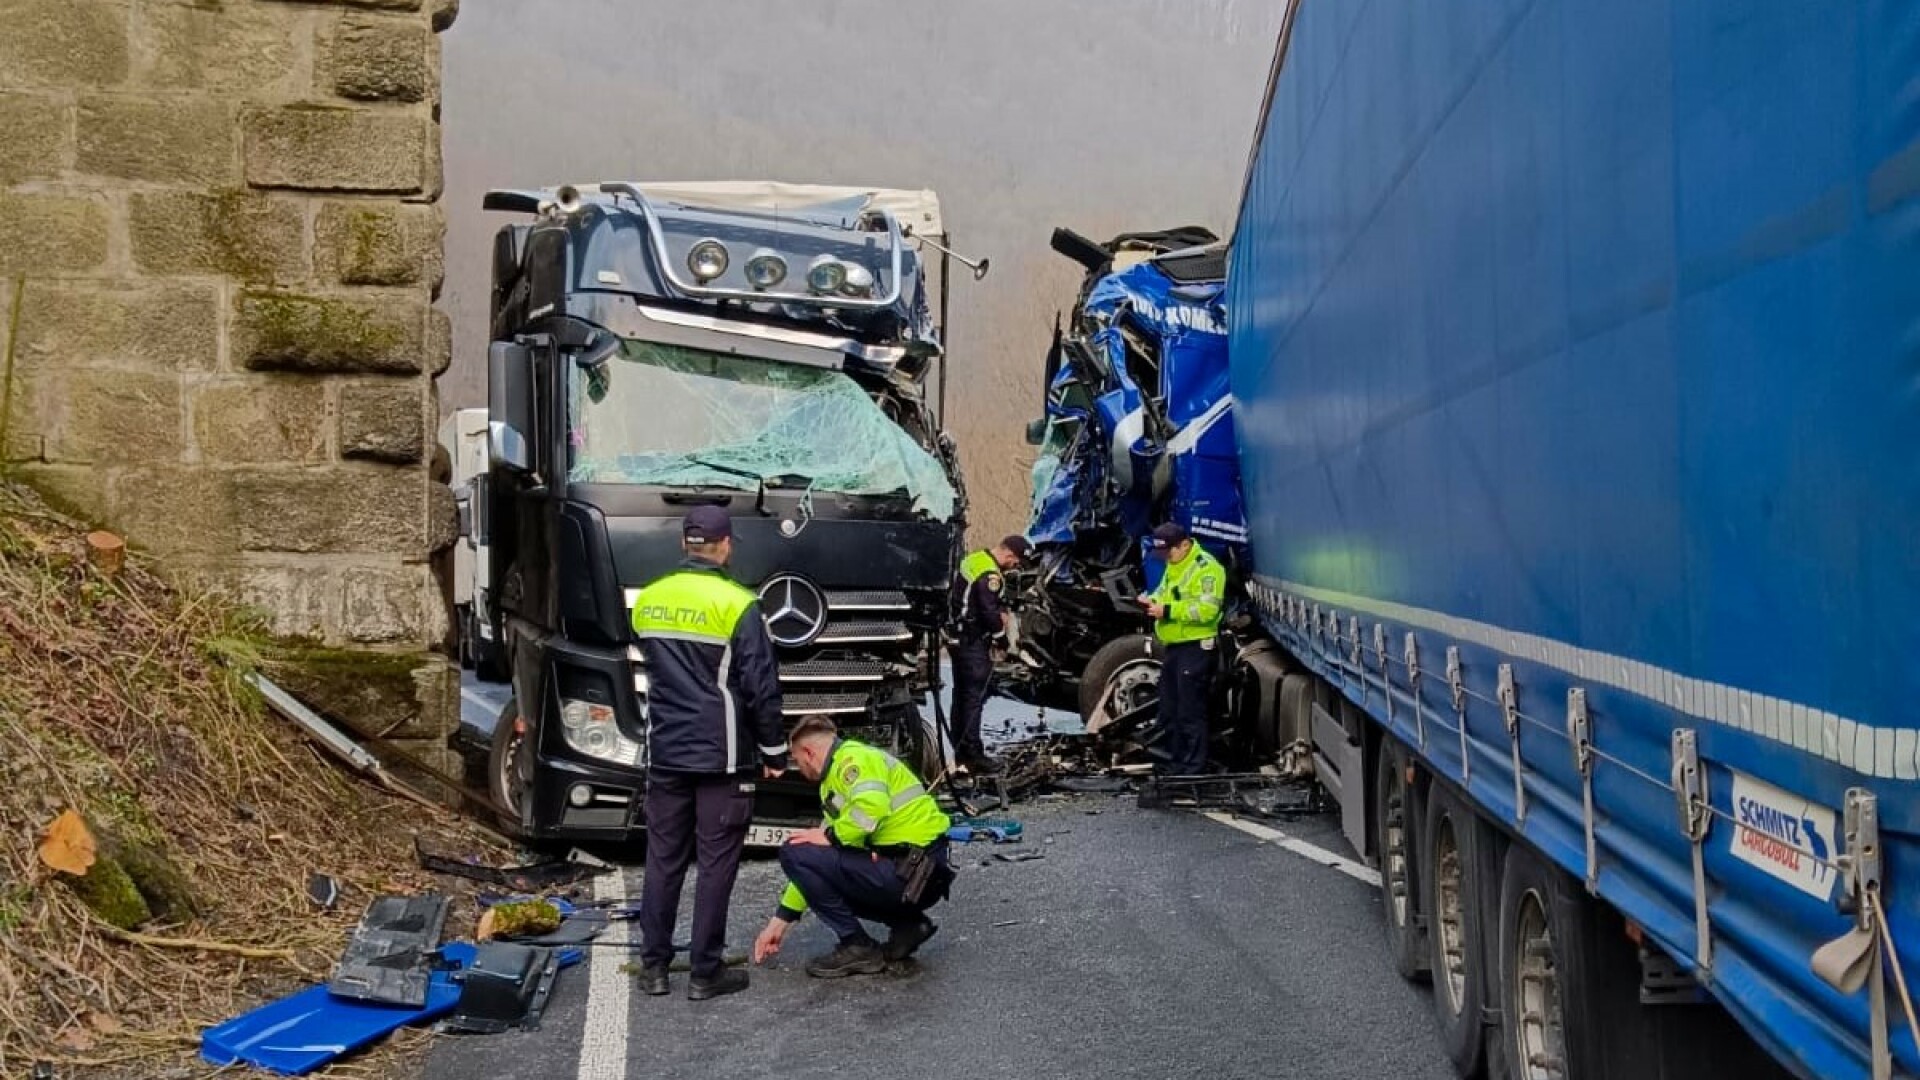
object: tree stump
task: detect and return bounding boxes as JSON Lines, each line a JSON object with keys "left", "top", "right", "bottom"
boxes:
{"left": 85, "top": 531, "right": 125, "bottom": 577}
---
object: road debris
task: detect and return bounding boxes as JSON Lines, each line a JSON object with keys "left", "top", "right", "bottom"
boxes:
{"left": 440, "top": 943, "right": 564, "bottom": 1035}
{"left": 994, "top": 850, "right": 1046, "bottom": 863}
{"left": 415, "top": 835, "right": 610, "bottom": 891}
{"left": 1137, "top": 772, "right": 1323, "bottom": 814}
{"left": 330, "top": 895, "right": 452, "bottom": 1007}
{"left": 948, "top": 817, "right": 1024, "bottom": 843}
{"left": 306, "top": 872, "right": 341, "bottom": 911}
{"left": 481, "top": 899, "right": 563, "bottom": 940}
{"left": 202, "top": 941, "right": 479, "bottom": 1075}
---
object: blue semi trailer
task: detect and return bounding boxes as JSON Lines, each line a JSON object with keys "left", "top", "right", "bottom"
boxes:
{"left": 1222, "top": 1, "right": 1920, "bottom": 1078}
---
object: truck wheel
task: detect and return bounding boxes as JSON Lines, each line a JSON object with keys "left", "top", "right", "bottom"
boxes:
{"left": 487, "top": 697, "right": 530, "bottom": 837}
{"left": 1376, "top": 740, "right": 1428, "bottom": 981}
{"left": 1425, "top": 783, "right": 1492, "bottom": 1077}
{"left": 1078, "top": 634, "right": 1162, "bottom": 729}
{"left": 1497, "top": 843, "right": 1583, "bottom": 1080}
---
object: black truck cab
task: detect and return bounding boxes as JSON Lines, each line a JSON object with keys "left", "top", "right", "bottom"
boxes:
{"left": 476, "top": 181, "right": 968, "bottom": 842}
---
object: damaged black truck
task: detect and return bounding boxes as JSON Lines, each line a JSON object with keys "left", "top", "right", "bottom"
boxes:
{"left": 472, "top": 182, "right": 969, "bottom": 843}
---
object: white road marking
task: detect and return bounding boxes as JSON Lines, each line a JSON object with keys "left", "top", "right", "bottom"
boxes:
{"left": 1201, "top": 811, "right": 1382, "bottom": 888}
{"left": 576, "top": 869, "right": 632, "bottom": 1080}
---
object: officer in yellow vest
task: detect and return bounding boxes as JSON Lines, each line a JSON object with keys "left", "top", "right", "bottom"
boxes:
{"left": 948, "top": 535, "right": 1031, "bottom": 773}
{"left": 630, "top": 506, "right": 787, "bottom": 1002}
{"left": 751, "top": 715, "right": 955, "bottom": 978}
{"left": 1137, "top": 523, "right": 1226, "bottom": 776}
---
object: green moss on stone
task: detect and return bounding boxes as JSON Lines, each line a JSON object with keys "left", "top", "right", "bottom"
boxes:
{"left": 242, "top": 292, "right": 409, "bottom": 373}
{"left": 62, "top": 856, "right": 152, "bottom": 930}
{"left": 205, "top": 191, "right": 287, "bottom": 283}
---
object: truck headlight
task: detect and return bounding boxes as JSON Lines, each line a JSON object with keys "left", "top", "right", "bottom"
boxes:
{"left": 806, "top": 255, "right": 847, "bottom": 294}
{"left": 840, "top": 264, "right": 875, "bottom": 297}
{"left": 744, "top": 249, "right": 787, "bottom": 289}
{"left": 559, "top": 698, "right": 643, "bottom": 768}
{"left": 687, "top": 239, "right": 729, "bottom": 283}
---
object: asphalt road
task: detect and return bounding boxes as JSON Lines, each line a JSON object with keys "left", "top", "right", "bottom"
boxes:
{"left": 422, "top": 679, "right": 1456, "bottom": 1080}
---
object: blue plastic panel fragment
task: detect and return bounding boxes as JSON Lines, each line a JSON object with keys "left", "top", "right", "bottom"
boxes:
{"left": 200, "top": 943, "right": 477, "bottom": 1076}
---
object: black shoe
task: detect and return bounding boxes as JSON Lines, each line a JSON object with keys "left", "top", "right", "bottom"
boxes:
{"left": 687, "top": 968, "right": 748, "bottom": 1001}
{"left": 638, "top": 963, "right": 669, "bottom": 997}
{"left": 804, "top": 938, "right": 887, "bottom": 979}
{"left": 959, "top": 753, "right": 999, "bottom": 775}
{"left": 883, "top": 918, "right": 938, "bottom": 962}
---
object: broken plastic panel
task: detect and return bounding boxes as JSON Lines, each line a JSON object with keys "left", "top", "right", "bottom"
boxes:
{"left": 568, "top": 341, "right": 957, "bottom": 520}
{"left": 327, "top": 894, "right": 451, "bottom": 1008}
{"left": 440, "top": 943, "right": 563, "bottom": 1035}
{"left": 202, "top": 942, "right": 476, "bottom": 1076}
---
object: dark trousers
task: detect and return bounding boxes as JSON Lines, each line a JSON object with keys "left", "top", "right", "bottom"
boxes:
{"left": 778, "top": 841, "right": 949, "bottom": 944}
{"left": 1158, "top": 640, "right": 1214, "bottom": 776}
{"left": 948, "top": 638, "right": 993, "bottom": 760}
{"left": 640, "top": 770, "right": 753, "bottom": 979}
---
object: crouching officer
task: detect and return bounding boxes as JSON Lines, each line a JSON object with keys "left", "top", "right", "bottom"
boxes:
{"left": 1138, "top": 523, "right": 1226, "bottom": 776}
{"left": 948, "top": 535, "right": 1031, "bottom": 773}
{"left": 751, "top": 715, "right": 954, "bottom": 977}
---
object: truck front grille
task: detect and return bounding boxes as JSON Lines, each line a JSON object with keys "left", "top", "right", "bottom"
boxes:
{"left": 815, "top": 620, "right": 914, "bottom": 646}
{"left": 781, "top": 691, "right": 874, "bottom": 716}
{"left": 824, "top": 589, "right": 912, "bottom": 612}
{"left": 779, "top": 658, "right": 890, "bottom": 683}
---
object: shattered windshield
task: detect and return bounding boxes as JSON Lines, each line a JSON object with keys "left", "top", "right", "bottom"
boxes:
{"left": 567, "top": 340, "right": 957, "bottom": 520}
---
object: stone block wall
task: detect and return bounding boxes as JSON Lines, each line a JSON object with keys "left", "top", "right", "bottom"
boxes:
{"left": 0, "top": 0, "right": 460, "bottom": 654}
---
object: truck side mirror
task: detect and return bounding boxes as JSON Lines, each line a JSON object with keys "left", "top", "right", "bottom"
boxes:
{"left": 454, "top": 488, "right": 472, "bottom": 540}
{"left": 488, "top": 340, "right": 534, "bottom": 472}
{"left": 1025, "top": 418, "right": 1048, "bottom": 446}
{"left": 573, "top": 332, "right": 620, "bottom": 404}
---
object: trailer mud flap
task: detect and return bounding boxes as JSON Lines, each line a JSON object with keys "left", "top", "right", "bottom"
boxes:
{"left": 1311, "top": 701, "right": 1367, "bottom": 856}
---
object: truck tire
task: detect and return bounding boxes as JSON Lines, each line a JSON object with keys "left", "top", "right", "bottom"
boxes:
{"left": 1277, "top": 672, "right": 1313, "bottom": 747}
{"left": 1376, "top": 739, "right": 1428, "bottom": 982}
{"left": 1425, "top": 783, "right": 1493, "bottom": 1077}
{"left": 1078, "top": 633, "right": 1163, "bottom": 727}
{"left": 1238, "top": 643, "right": 1293, "bottom": 757}
{"left": 487, "top": 697, "right": 529, "bottom": 837}
{"left": 1495, "top": 842, "right": 1792, "bottom": 1080}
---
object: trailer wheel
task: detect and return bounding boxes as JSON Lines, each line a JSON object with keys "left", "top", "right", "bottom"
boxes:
{"left": 1425, "top": 784, "right": 1492, "bottom": 1077}
{"left": 1078, "top": 633, "right": 1162, "bottom": 729}
{"left": 1498, "top": 844, "right": 1578, "bottom": 1080}
{"left": 1375, "top": 740, "right": 1428, "bottom": 981}
{"left": 488, "top": 697, "right": 529, "bottom": 836}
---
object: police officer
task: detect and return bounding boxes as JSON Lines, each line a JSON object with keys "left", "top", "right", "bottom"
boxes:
{"left": 948, "top": 535, "right": 1031, "bottom": 772}
{"left": 750, "top": 715, "right": 954, "bottom": 978}
{"left": 1138, "top": 523, "right": 1226, "bottom": 776}
{"left": 631, "top": 506, "right": 788, "bottom": 1001}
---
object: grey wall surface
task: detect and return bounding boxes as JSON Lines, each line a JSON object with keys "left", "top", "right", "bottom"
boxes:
{"left": 441, "top": 0, "right": 1284, "bottom": 539}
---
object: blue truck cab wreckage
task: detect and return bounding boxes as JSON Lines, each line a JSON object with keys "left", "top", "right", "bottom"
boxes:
{"left": 1024, "top": 2, "right": 1920, "bottom": 1076}
{"left": 473, "top": 181, "right": 970, "bottom": 842}
{"left": 1008, "top": 227, "right": 1251, "bottom": 730}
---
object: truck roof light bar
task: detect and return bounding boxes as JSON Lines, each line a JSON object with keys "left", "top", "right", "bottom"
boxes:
{"left": 592, "top": 182, "right": 906, "bottom": 311}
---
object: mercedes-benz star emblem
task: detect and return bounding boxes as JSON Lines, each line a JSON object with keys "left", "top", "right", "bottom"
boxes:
{"left": 757, "top": 574, "right": 827, "bottom": 648}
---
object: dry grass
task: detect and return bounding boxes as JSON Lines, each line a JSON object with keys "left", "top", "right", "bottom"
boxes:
{"left": 0, "top": 481, "right": 499, "bottom": 1079}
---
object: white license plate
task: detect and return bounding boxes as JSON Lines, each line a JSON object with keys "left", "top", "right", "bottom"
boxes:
{"left": 745, "top": 824, "right": 797, "bottom": 848}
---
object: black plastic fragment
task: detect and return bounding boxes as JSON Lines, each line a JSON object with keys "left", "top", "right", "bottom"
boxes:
{"left": 414, "top": 836, "right": 608, "bottom": 891}
{"left": 328, "top": 894, "right": 451, "bottom": 1008}
{"left": 441, "top": 943, "right": 562, "bottom": 1034}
